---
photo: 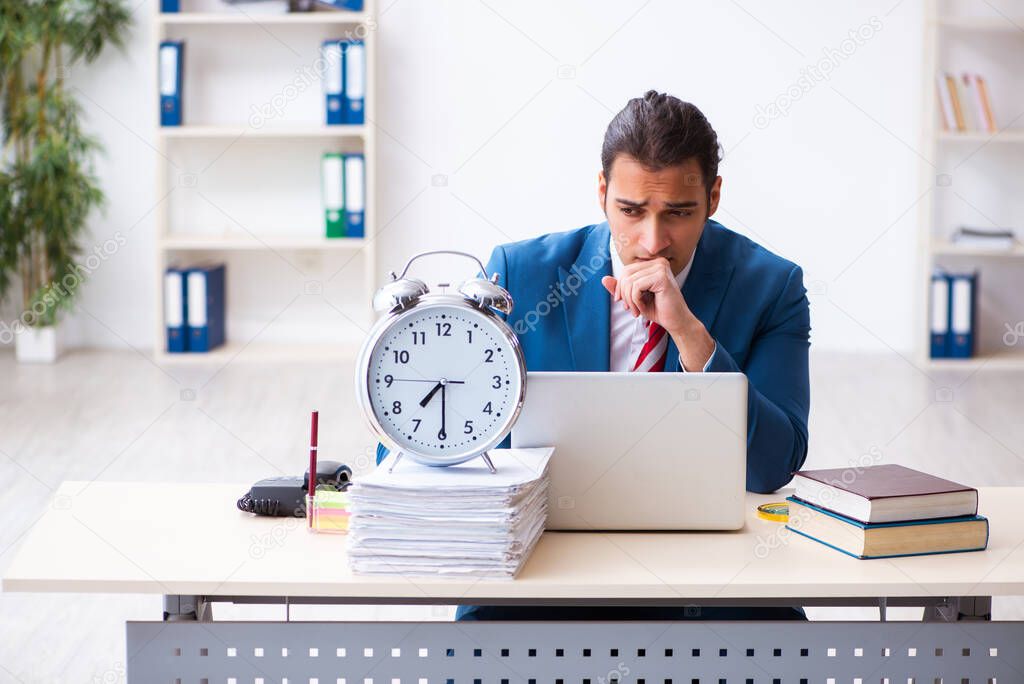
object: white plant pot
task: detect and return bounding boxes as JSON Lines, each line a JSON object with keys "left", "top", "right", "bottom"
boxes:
{"left": 15, "top": 324, "right": 63, "bottom": 363}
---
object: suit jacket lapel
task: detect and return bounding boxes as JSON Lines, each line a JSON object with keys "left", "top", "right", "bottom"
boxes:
{"left": 558, "top": 224, "right": 612, "bottom": 371}
{"left": 665, "top": 221, "right": 734, "bottom": 372}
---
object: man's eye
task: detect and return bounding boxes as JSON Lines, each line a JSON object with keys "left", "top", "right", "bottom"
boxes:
{"left": 621, "top": 207, "right": 639, "bottom": 216}
{"left": 670, "top": 210, "right": 693, "bottom": 217}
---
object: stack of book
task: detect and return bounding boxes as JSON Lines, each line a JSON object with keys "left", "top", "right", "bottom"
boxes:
{"left": 785, "top": 464, "right": 988, "bottom": 559}
{"left": 936, "top": 72, "right": 997, "bottom": 133}
{"left": 347, "top": 447, "right": 552, "bottom": 579}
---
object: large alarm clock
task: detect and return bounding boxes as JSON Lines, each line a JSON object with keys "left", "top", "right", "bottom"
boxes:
{"left": 355, "top": 250, "right": 527, "bottom": 472}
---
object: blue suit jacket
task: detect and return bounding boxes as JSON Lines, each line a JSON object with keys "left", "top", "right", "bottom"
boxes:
{"left": 377, "top": 219, "right": 810, "bottom": 494}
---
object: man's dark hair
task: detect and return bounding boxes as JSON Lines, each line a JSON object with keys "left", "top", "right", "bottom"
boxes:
{"left": 601, "top": 90, "right": 722, "bottom": 199}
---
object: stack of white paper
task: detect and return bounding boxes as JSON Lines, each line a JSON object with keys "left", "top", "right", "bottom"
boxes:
{"left": 348, "top": 447, "right": 553, "bottom": 579}
{"left": 951, "top": 226, "right": 1016, "bottom": 251}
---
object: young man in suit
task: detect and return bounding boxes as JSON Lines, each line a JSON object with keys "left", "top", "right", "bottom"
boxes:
{"left": 480, "top": 90, "right": 810, "bottom": 494}
{"left": 379, "top": 90, "right": 811, "bottom": 620}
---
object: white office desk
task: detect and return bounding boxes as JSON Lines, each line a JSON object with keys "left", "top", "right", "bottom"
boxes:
{"left": 4, "top": 481, "right": 1024, "bottom": 683}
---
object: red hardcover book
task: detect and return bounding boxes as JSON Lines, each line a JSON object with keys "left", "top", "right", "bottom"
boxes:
{"left": 792, "top": 464, "right": 978, "bottom": 524}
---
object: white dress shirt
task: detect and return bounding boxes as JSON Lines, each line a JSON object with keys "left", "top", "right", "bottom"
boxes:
{"left": 608, "top": 236, "right": 716, "bottom": 372}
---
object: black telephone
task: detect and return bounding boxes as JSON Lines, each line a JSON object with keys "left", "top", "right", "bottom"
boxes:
{"left": 237, "top": 460, "right": 352, "bottom": 517}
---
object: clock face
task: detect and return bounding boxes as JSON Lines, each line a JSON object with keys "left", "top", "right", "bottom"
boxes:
{"left": 365, "top": 301, "right": 524, "bottom": 463}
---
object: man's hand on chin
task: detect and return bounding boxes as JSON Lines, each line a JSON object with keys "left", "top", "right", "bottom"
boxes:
{"left": 601, "top": 257, "right": 715, "bottom": 371}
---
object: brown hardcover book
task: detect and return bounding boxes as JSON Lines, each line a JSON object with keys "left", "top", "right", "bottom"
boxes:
{"left": 792, "top": 464, "right": 978, "bottom": 524}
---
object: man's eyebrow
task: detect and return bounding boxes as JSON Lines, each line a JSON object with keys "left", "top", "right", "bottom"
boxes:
{"left": 614, "top": 198, "right": 699, "bottom": 209}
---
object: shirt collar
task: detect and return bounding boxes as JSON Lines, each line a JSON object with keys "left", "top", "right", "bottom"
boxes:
{"left": 609, "top": 234, "right": 695, "bottom": 290}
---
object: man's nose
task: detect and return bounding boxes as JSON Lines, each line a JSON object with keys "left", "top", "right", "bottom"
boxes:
{"left": 638, "top": 218, "right": 671, "bottom": 256}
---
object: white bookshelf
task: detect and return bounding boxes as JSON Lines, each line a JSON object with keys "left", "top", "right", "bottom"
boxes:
{"left": 918, "top": 0, "right": 1024, "bottom": 368}
{"left": 931, "top": 241, "right": 1024, "bottom": 258}
{"left": 159, "top": 124, "right": 367, "bottom": 139}
{"left": 158, "top": 234, "right": 367, "bottom": 251}
{"left": 153, "top": 2, "right": 377, "bottom": 363}
{"left": 157, "top": 11, "right": 372, "bottom": 26}
{"left": 938, "top": 131, "right": 1024, "bottom": 144}
{"left": 927, "top": 348, "right": 1024, "bottom": 370}
{"left": 935, "top": 16, "right": 1024, "bottom": 32}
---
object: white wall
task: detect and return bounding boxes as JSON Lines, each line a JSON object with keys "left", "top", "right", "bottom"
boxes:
{"left": 4, "top": 0, "right": 928, "bottom": 353}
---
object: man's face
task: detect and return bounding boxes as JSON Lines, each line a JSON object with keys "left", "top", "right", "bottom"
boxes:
{"left": 598, "top": 155, "right": 722, "bottom": 275}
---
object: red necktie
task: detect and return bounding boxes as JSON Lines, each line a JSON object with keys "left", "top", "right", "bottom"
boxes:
{"left": 632, "top": 320, "right": 668, "bottom": 372}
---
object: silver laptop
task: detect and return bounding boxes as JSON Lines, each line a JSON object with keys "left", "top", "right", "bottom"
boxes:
{"left": 511, "top": 372, "right": 748, "bottom": 531}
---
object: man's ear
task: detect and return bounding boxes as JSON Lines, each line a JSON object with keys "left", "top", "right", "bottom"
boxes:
{"left": 707, "top": 175, "right": 723, "bottom": 217}
{"left": 597, "top": 170, "right": 608, "bottom": 216}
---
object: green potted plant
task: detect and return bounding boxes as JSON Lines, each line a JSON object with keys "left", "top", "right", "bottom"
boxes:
{"left": 0, "top": 1, "right": 131, "bottom": 362}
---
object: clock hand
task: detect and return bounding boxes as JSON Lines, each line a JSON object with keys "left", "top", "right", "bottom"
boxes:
{"left": 395, "top": 378, "right": 465, "bottom": 384}
{"left": 418, "top": 381, "right": 443, "bottom": 408}
{"left": 439, "top": 383, "right": 447, "bottom": 440}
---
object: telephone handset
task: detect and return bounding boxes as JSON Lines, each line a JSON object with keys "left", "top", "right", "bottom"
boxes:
{"left": 236, "top": 460, "right": 351, "bottom": 517}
